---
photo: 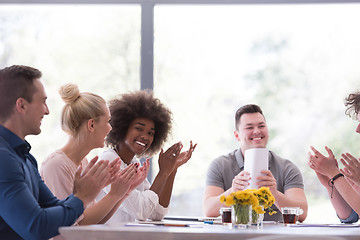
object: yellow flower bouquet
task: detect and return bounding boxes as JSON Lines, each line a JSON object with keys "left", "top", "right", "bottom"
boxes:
{"left": 220, "top": 189, "right": 259, "bottom": 226}
{"left": 250, "top": 187, "right": 277, "bottom": 226}
{"left": 220, "top": 187, "right": 276, "bottom": 227}
{"left": 252, "top": 187, "right": 277, "bottom": 215}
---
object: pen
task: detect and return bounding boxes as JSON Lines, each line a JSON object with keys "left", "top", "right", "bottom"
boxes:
{"left": 204, "top": 221, "right": 214, "bottom": 224}
{"left": 163, "top": 223, "right": 189, "bottom": 227}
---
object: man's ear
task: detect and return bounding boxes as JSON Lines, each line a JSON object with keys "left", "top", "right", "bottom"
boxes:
{"left": 234, "top": 130, "right": 241, "bottom": 141}
{"left": 15, "top": 98, "right": 27, "bottom": 113}
{"left": 87, "top": 119, "right": 95, "bottom": 132}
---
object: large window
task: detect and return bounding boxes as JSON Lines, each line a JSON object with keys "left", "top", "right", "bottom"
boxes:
{"left": 0, "top": 4, "right": 141, "bottom": 162}
{"left": 1, "top": 1, "right": 360, "bottom": 223}
{"left": 154, "top": 4, "right": 360, "bottom": 222}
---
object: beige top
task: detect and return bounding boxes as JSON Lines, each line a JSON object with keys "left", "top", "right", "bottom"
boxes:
{"left": 40, "top": 150, "right": 92, "bottom": 239}
{"left": 41, "top": 150, "right": 89, "bottom": 200}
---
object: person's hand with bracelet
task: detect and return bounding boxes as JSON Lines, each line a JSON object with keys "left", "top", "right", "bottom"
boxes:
{"left": 308, "top": 146, "right": 340, "bottom": 183}
{"left": 328, "top": 172, "right": 344, "bottom": 198}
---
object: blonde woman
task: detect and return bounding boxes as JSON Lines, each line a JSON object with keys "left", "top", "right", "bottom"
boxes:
{"left": 41, "top": 83, "right": 147, "bottom": 229}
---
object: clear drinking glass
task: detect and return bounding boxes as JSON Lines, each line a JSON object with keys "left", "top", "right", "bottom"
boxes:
{"left": 281, "top": 207, "right": 303, "bottom": 225}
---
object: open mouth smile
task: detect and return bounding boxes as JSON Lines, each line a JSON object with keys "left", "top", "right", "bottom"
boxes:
{"left": 135, "top": 140, "right": 147, "bottom": 147}
{"left": 251, "top": 137, "right": 263, "bottom": 141}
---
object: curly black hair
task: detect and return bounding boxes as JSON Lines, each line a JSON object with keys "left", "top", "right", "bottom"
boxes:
{"left": 105, "top": 90, "right": 172, "bottom": 156}
{"left": 345, "top": 91, "right": 360, "bottom": 119}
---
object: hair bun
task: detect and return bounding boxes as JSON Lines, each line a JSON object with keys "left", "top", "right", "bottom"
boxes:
{"left": 59, "top": 83, "right": 80, "bottom": 104}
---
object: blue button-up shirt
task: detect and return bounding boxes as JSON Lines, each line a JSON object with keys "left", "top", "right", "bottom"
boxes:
{"left": 0, "top": 125, "right": 84, "bottom": 240}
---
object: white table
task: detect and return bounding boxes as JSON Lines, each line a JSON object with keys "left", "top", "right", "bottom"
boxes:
{"left": 59, "top": 221, "right": 360, "bottom": 240}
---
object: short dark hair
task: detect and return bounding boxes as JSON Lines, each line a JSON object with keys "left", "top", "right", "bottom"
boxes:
{"left": 105, "top": 90, "right": 172, "bottom": 157}
{"left": 345, "top": 91, "right": 360, "bottom": 119}
{"left": 0, "top": 65, "right": 42, "bottom": 122}
{"left": 235, "top": 104, "right": 264, "bottom": 130}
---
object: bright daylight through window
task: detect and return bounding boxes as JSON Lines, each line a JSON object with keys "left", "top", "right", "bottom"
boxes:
{"left": 1, "top": 2, "right": 360, "bottom": 224}
{"left": 154, "top": 4, "right": 360, "bottom": 223}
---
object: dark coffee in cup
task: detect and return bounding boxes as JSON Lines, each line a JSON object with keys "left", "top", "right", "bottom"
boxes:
{"left": 282, "top": 213, "right": 296, "bottom": 224}
{"left": 220, "top": 207, "right": 232, "bottom": 223}
{"left": 281, "top": 207, "right": 303, "bottom": 225}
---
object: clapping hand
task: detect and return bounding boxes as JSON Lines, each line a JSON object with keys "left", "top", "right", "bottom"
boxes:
{"left": 106, "top": 157, "right": 121, "bottom": 186}
{"left": 341, "top": 167, "right": 360, "bottom": 195}
{"left": 340, "top": 153, "right": 360, "bottom": 192}
{"left": 175, "top": 141, "right": 197, "bottom": 169}
{"left": 109, "top": 163, "right": 137, "bottom": 199}
{"left": 128, "top": 158, "right": 151, "bottom": 193}
{"left": 158, "top": 142, "right": 182, "bottom": 176}
{"left": 308, "top": 146, "right": 339, "bottom": 178}
{"left": 73, "top": 156, "right": 110, "bottom": 206}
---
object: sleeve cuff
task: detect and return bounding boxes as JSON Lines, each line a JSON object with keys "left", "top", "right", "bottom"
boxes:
{"left": 142, "top": 189, "right": 160, "bottom": 206}
{"left": 143, "top": 190, "right": 168, "bottom": 220}
{"left": 150, "top": 203, "right": 168, "bottom": 221}
{"left": 339, "top": 209, "right": 359, "bottom": 223}
{"left": 64, "top": 194, "right": 85, "bottom": 216}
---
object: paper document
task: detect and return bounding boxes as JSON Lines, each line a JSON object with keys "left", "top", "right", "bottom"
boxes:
{"left": 135, "top": 221, "right": 190, "bottom": 227}
{"left": 244, "top": 148, "right": 269, "bottom": 189}
{"left": 289, "top": 223, "right": 360, "bottom": 228}
{"left": 163, "top": 216, "right": 220, "bottom": 222}
{"left": 126, "top": 219, "right": 206, "bottom": 227}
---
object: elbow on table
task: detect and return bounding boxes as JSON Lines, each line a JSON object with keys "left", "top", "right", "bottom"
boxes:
{"left": 298, "top": 206, "right": 308, "bottom": 222}
{"left": 135, "top": 208, "right": 154, "bottom": 221}
{"left": 203, "top": 201, "right": 220, "bottom": 217}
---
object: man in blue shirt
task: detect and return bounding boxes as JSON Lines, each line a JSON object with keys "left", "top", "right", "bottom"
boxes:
{"left": 0, "top": 65, "right": 111, "bottom": 240}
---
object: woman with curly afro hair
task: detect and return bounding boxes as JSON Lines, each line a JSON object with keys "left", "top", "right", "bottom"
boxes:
{"left": 96, "top": 90, "right": 196, "bottom": 223}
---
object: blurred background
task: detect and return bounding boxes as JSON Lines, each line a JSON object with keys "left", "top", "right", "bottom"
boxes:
{"left": 1, "top": 1, "right": 360, "bottom": 223}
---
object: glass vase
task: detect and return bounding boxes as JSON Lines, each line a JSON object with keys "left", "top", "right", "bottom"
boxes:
{"left": 231, "top": 204, "right": 252, "bottom": 228}
{"left": 252, "top": 205, "right": 264, "bottom": 228}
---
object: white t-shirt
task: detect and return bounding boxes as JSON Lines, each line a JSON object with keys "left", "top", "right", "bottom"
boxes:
{"left": 96, "top": 148, "right": 168, "bottom": 223}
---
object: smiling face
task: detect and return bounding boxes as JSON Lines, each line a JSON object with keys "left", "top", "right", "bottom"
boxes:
{"left": 234, "top": 112, "right": 269, "bottom": 155}
{"left": 92, "top": 104, "right": 112, "bottom": 148}
{"left": 123, "top": 118, "right": 155, "bottom": 156}
{"left": 23, "top": 78, "right": 49, "bottom": 137}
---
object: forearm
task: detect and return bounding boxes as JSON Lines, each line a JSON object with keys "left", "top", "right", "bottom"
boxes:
{"left": 203, "top": 188, "right": 233, "bottom": 217}
{"left": 98, "top": 194, "right": 128, "bottom": 224}
{"left": 273, "top": 191, "right": 307, "bottom": 209}
{"left": 333, "top": 178, "right": 360, "bottom": 217}
{"left": 158, "top": 171, "right": 176, "bottom": 208}
{"left": 272, "top": 189, "right": 308, "bottom": 222}
{"left": 149, "top": 171, "right": 169, "bottom": 197}
{"left": 312, "top": 170, "right": 353, "bottom": 219}
{"left": 79, "top": 194, "right": 119, "bottom": 225}
{"left": 203, "top": 196, "right": 226, "bottom": 217}
{"left": 325, "top": 185, "right": 353, "bottom": 220}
